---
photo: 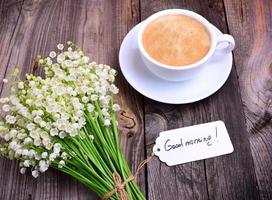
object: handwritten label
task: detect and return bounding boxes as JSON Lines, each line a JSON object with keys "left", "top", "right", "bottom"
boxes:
{"left": 153, "top": 121, "right": 234, "bottom": 166}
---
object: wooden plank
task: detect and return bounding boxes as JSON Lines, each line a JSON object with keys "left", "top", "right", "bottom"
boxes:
{"left": 112, "top": 0, "right": 147, "bottom": 195}
{"left": 141, "top": 0, "right": 260, "bottom": 199}
{"left": 0, "top": 0, "right": 24, "bottom": 93}
{"left": 0, "top": 0, "right": 144, "bottom": 199}
{"left": 223, "top": 0, "right": 272, "bottom": 199}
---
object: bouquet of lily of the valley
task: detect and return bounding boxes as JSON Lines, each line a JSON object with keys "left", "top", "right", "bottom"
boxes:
{"left": 0, "top": 42, "right": 146, "bottom": 200}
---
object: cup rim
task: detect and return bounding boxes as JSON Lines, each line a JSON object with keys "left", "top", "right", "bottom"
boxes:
{"left": 138, "top": 9, "right": 217, "bottom": 70}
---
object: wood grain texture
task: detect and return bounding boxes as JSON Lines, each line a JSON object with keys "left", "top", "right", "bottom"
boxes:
{"left": 141, "top": 0, "right": 260, "bottom": 199}
{"left": 0, "top": 0, "right": 144, "bottom": 199}
{"left": 0, "top": 0, "right": 24, "bottom": 93}
{"left": 1, "top": 0, "right": 271, "bottom": 199}
{"left": 223, "top": 0, "right": 272, "bottom": 199}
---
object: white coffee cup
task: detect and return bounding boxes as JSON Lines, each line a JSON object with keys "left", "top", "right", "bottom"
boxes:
{"left": 137, "top": 9, "right": 235, "bottom": 82}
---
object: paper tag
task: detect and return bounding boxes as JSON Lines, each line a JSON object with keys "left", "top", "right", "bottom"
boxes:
{"left": 153, "top": 121, "right": 234, "bottom": 166}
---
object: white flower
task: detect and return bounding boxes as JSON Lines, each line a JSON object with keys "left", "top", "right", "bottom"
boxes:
{"left": 82, "top": 56, "right": 89, "bottom": 63}
{"left": 50, "top": 128, "right": 58, "bottom": 136}
{"left": 28, "top": 150, "right": 35, "bottom": 158}
{"left": 78, "top": 118, "right": 86, "bottom": 127}
{"left": 39, "top": 121, "right": 46, "bottom": 128}
{"left": 20, "top": 168, "right": 27, "bottom": 174}
{"left": 73, "top": 52, "right": 80, "bottom": 59}
{"left": 33, "top": 137, "right": 41, "bottom": 146}
{"left": 71, "top": 123, "right": 79, "bottom": 130}
{"left": 57, "top": 43, "right": 64, "bottom": 50}
{"left": 46, "top": 57, "right": 52, "bottom": 65}
{"left": 49, "top": 51, "right": 57, "bottom": 58}
{"left": 40, "top": 131, "right": 49, "bottom": 139}
{"left": 82, "top": 96, "right": 89, "bottom": 103}
{"left": 27, "top": 123, "right": 35, "bottom": 131}
{"left": 63, "top": 60, "right": 73, "bottom": 68}
{"left": 23, "top": 137, "right": 32, "bottom": 145}
{"left": 101, "top": 108, "right": 109, "bottom": 117}
{"left": 59, "top": 131, "right": 66, "bottom": 139}
{"left": 89, "top": 135, "right": 94, "bottom": 140}
{"left": 41, "top": 152, "right": 48, "bottom": 159}
{"left": 18, "top": 82, "right": 24, "bottom": 89}
{"left": 29, "top": 81, "right": 35, "bottom": 87}
{"left": 9, "top": 130, "right": 18, "bottom": 137}
{"left": 108, "top": 75, "right": 115, "bottom": 82}
{"left": 70, "top": 130, "right": 78, "bottom": 137}
{"left": 0, "top": 97, "right": 9, "bottom": 104}
{"left": 26, "top": 99, "right": 33, "bottom": 105}
{"left": 32, "top": 170, "right": 39, "bottom": 178}
{"left": 58, "top": 160, "right": 65, "bottom": 168}
{"left": 23, "top": 160, "right": 31, "bottom": 167}
{"left": 66, "top": 52, "right": 73, "bottom": 60}
{"left": 110, "top": 84, "right": 119, "bottom": 94}
{"left": 29, "top": 129, "right": 40, "bottom": 139}
{"left": 91, "top": 95, "right": 98, "bottom": 101}
{"left": 36, "top": 110, "right": 44, "bottom": 116}
{"left": 45, "top": 143, "right": 53, "bottom": 150}
{"left": 9, "top": 141, "right": 18, "bottom": 150}
{"left": 34, "top": 153, "right": 41, "bottom": 160}
{"left": 22, "top": 149, "right": 29, "bottom": 156}
{"left": 19, "top": 107, "right": 28, "bottom": 116}
{"left": 104, "top": 65, "right": 110, "bottom": 70}
{"left": 39, "top": 160, "right": 49, "bottom": 172}
{"left": 53, "top": 143, "right": 61, "bottom": 154}
{"left": 53, "top": 113, "right": 60, "bottom": 119}
{"left": 71, "top": 91, "right": 77, "bottom": 96}
{"left": 42, "top": 138, "right": 51, "bottom": 146}
{"left": 57, "top": 54, "right": 66, "bottom": 63}
{"left": 89, "top": 74, "right": 97, "bottom": 81}
{"left": 87, "top": 104, "right": 94, "bottom": 112}
{"left": 109, "top": 69, "right": 116, "bottom": 75}
{"left": 112, "top": 104, "right": 121, "bottom": 112}
{"left": 49, "top": 153, "right": 57, "bottom": 161}
{"left": 10, "top": 97, "right": 18, "bottom": 105}
{"left": 61, "top": 152, "right": 68, "bottom": 159}
{"left": 104, "top": 119, "right": 111, "bottom": 126}
{"left": 15, "top": 149, "right": 22, "bottom": 157}
{"left": 76, "top": 110, "right": 83, "bottom": 118}
{"left": 3, "top": 78, "right": 8, "bottom": 83}
{"left": 17, "top": 133, "right": 26, "bottom": 140}
{"left": 4, "top": 133, "right": 11, "bottom": 141}
{"left": 34, "top": 116, "right": 42, "bottom": 124}
{"left": 5, "top": 115, "right": 16, "bottom": 124}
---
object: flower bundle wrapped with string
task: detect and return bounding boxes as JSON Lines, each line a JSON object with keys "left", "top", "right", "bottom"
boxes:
{"left": 0, "top": 42, "right": 146, "bottom": 200}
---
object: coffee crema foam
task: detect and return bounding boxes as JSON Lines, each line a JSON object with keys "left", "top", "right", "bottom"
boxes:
{"left": 142, "top": 15, "right": 211, "bottom": 66}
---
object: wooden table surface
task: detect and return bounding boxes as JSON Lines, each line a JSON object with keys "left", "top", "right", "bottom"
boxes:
{"left": 0, "top": 0, "right": 271, "bottom": 199}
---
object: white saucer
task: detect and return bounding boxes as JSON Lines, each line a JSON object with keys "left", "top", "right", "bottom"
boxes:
{"left": 119, "top": 22, "right": 233, "bottom": 104}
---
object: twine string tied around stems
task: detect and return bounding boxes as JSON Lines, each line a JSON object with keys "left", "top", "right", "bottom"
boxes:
{"left": 101, "top": 151, "right": 157, "bottom": 200}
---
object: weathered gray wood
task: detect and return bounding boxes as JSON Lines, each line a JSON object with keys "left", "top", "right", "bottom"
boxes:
{"left": 223, "top": 0, "right": 272, "bottom": 199}
{"left": 141, "top": 0, "right": 260, "bottom": 200}
{"left": 1, "top": 0, "right": 271, "bottom": 199}
{"left": 0, "top": 0, "right": 24, "bottom": 92}
{"left": 0, "top": 0, "right": 144, "bottom": 199}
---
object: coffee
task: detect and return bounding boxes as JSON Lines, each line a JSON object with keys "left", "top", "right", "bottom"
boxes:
{"left": 142, "top": 14, "right": 211, "bottom": 66}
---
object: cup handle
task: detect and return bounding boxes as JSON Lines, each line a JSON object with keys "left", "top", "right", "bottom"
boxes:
{"left": 215, "top": 34, "right": 235, "bottom": 55}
